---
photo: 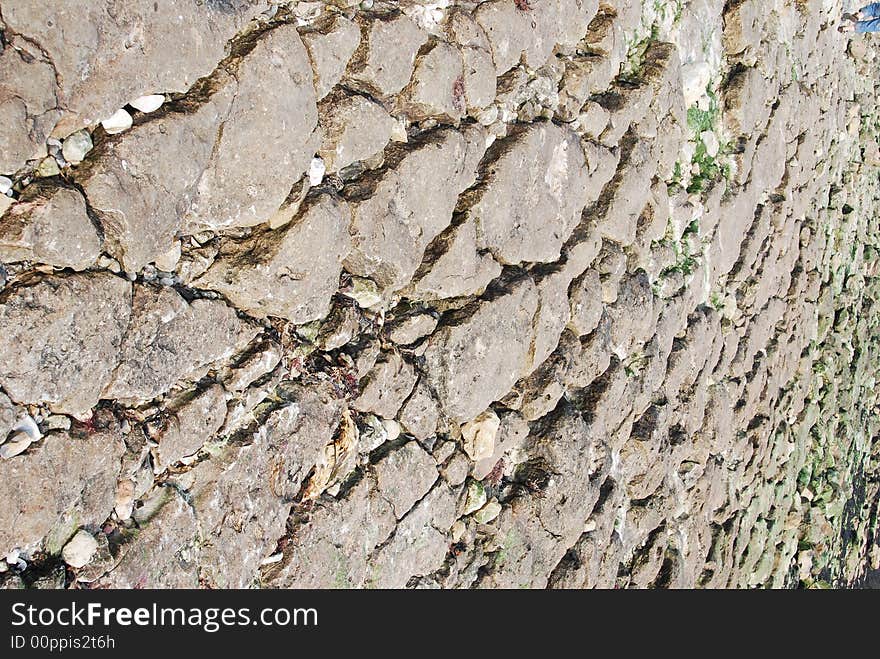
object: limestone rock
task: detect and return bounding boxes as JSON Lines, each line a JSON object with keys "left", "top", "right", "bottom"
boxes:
{"left": 464, "top": 122, "right": 590, "bottom": 265}
{"left": 353, "top": 351, "right": 417, "bottom": 419}
{"left": 103, "top": 286, "right": 257, "bottom": 404}
{"left": 344, "top": 127, "right": 486, "bottom": 294}
{"left": 0, "top": 185, "right": 100, "bottom": 270}
{"left": 423, "top": 277, "right": 539, "bottom": 423}
{"left": 81, "top": 24, "right": 319, "bottom": 271}
{"left": 0, "top": 273, "right": 131, "bottom": 418}
{"left": 0, "top": 428, "right": 124, "bottom": 556}
{"left": 344, "top": 14, "right": 428, "bottom": 98}
{"left": 1, "top": 0, "right": 264, "bottom": 137}
{"left": 152, "top": 384, "right": 228, "bottom": 470}
{"left": 318, "top": 94, "right": 396, "bottom": 173}
{"left": 302, "top": 15, "right": 362, "bottom": 100}
{"left": 0, "top": 43, "right": 60, "bottom": 173}
{"left": 194, "top": 196, "right": 351, "bottom": 323}
{"left": 374, "top": 441, "right": 438, "bottom": 518}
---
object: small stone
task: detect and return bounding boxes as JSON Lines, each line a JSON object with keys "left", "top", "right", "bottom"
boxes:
{"left": 36, "top": 157, "right": 60, "bottom": 178}
{"left": 101, "top": 108, "right": 133, "bottom": 134}
{"left": 308, "top": 156, "right": 326, "bottom": 186}
{"left": 61, "top": 130, "right": 93, "bottom": 165}
{"left": 382, "top": 419, "right": 401, "bottom": 441}
{"left": 472, "top": 499, "right": 501, "bottom": 524}
{"left": 341, "top": 276, "right": 383, "bottom": 309}
{"left": 130, "top": 94, "right": 165, "bottom": 113}
{"left": 701, "top": 130, "right": 720, "bottom": 158}
{"left": 114, "top": 479, "right": 135, "bottom": 521}
{"left": 460, "top": 410, "right": 500, "bottom": 462}
{"left": 61, "top": 530, "right": 98, "bottom": 568}
{"left": 462, "top": 480, "right": 487, "bottom": 515}
{"left": 154, "top": 241, "right": 182, "bottom": 272}
{"left": 450, "top": 519, "right": 466, "bottom": 543}
{"left": 389, "top": 313, "right": 438, "bottom": 345}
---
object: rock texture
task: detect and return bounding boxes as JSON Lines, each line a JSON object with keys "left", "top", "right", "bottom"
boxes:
{"left": 0, "top": 1, "right": 878, "bottom": 590}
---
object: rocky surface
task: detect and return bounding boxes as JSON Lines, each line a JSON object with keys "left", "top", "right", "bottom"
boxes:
{"left": 0, "top": 1, "right": 878, "bottom": 590}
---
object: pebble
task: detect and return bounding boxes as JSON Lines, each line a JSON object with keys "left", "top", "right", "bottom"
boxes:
{"left": 129, "top": 94, "right": 165, "bottom": 113}
{"left": 101, "top": 108, "right": 133, "bottom": 135}
{"left": 701, "top": 130, "right": 720, "bottom": 158}
{"left": 308, "top": 156, "right": 326, "bottom": 186}
{"left": 462, "top": 480, "right": 487, "bottom": 515}
{"left": 154, "top": 241, "right": 182, "bottom": 272}
{"left": 36, "top": 156, "right": 61, "bottom": 177}
{"left": 61, "top": 130, "right": 94, "bottom": 164}
{"left": 114, "top": 479, "right": 136, "bottom": 520}
{"left": 382, "top": 418, "right": 401, "bottom": 441}
{"left": 341, "top": 276, "right": 383, "bottom": 309}
{"left": 0, "top": 176, "right": 13, "bottom": 195}
{"left": 460, "top": 410, "right": 500, "bottom": 462}
{"left": 61, "top": 530, "right": 99, "bottom": 568}
{"left": 473, "top": 499, "right": 502, "bottom": 524}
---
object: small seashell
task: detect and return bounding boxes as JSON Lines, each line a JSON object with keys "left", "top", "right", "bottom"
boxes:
{"left": 0, "top": 176, "right": 12, "bottom": 195}
{"left": 101, "top": 108, "right": 133, "bottom": 135}
{"left": 5, "top": 549, "right": 19, "bottom": 565}
{"left": 260, "top": 553, "right": 283, "bottom": 566}
{"left": 13, "top": 415, "right": 42, "bottom": 441}
{"left": 0, "top": 434, "right": 33, "bottom": 459}
{"left": 129, "top": 94, "right": 165, "bottom": 113}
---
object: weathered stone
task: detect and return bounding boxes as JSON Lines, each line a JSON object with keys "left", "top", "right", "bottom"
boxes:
{"left": 1, "top": 0, "right": 265, "bottom": 137}
{"left": 194, "top": 196, "right": 351, "bottom": 323}
{"left": 344, "top": 127, "right": 486, "bottom": 294}
{"left": 464, "top": 122, "right": 589, "bottom": 265}
{"left": 103, "top": 286, "right": 257, "bottom": 403}
{"left": 0, "top": 40, "right": 61, "bottom": 173}
{"left": 388, "top": 313, "right": 439, "bottom": 345}
{"left": 0, "top": 185, "right": 100, "bottom": 270}
{"left": 424, "top": 277, "right": 539, "bottom": 423}
{"left": 374, "top": 441, "right": 438, "bottom": 518}
{"left": 407, "top": 218, "right": 503, "bottom": 301}
{"left": 318, "top": 94, "right": 396, "bottom": 173}
{"left": 80, "top": 24, "right": 319, "bottom": 271}
{"left": 344, "top": 14, "right": 428, "bottom": 98}
{"left": 152, "top": 384, "right": 227, "bottom": 470}
{"left": 399, "top": 42, "right": 465, "bottom": 123}
{"left": 0, "top": 428, "right": 124, "bottom": 556}
{"left": 302, "top": 15, "right": 362, "bottom": 100}
{"left": 398, "top": 380, "right": 441, "bottom": 441}
{"left": 353, "top": 351, "right": 417, "bottom": 419}
{"left": 0, "top": 274, "right": 131, "bottom": 417}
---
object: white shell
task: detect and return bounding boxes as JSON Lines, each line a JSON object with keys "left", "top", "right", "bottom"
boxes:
{"left": 0, "top": 434, "right": 33, "bottom": 459}
{"left": 0, "top": 176, "right": 12, "bottom": 195}
{"left": 101, "top": 108, "right": 133, "bottom": 134}
{"left": 130, "top": 94, "right": 165, "bottom": 113}
{"left": 13, "top": 415, "right": 42, "bottom": 441}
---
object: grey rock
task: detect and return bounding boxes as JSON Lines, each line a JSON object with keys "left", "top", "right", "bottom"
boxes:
{"left": 103, "top": 286, "right": 257, "bottom": 404}
{"left": 0, "top": 273, "right": 131, "bottom": 418}
{"left": 0, "top": 427, "right": 124, "bottom": 556}
{"left": 194, "top": 195, "right": 351, "bottom": 323}
{"left": 0, "top": 185, "right": 101, "bottom": 270}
